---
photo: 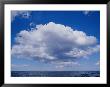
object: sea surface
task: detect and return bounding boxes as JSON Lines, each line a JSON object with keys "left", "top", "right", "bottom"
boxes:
{"left": 11, "top": 71, "right": 100, "bottom": 77}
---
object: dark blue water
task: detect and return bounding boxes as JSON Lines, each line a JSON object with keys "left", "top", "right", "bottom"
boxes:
{"left": 11, "top": 71, "right": 100, "bottom": 77}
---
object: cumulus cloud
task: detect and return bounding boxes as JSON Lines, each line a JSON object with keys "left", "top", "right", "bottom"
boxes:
{"left": 11, "top": 22, "right": 99, "bottom": 64}
{"left": 65, "top": 45, "right": 99, "bottom": 58}
{"left": 11, "top": 11, "right": 31, "bottom": 21}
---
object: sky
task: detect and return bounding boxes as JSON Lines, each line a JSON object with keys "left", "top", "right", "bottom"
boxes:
{"left": 11, "top": 11, "right": 100, "bottom": 71}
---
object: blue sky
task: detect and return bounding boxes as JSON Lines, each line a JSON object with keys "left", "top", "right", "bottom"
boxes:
{"left": 11, "top": 11, "right": 100, "bottom": 71}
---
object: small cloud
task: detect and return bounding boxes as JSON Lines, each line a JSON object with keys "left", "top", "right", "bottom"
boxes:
{"left": 11, "top": 11, "right": 31, "bottom": 21}
{"left": 55, "top": 65, "right": 64, "bottom": 68}
{"left": 54, "top": 61, "right": 80, "bottom": 69}
{"left": 21, "top": 11, "right": 31, "bottom": 18}
{"left": 29, "top": 22, "right": 36, "bottom": 29}
{"left": 83, "top": 11, "right": 90, "bottom": 15}
{"left": 12, "top": 64, "right": 29, "bottom": 68}
{"left": 96, "top": 61, "right": 100, "bottom": 65}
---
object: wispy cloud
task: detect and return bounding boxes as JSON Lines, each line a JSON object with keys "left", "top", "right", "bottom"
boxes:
{"left": 83, "top": 11, "right": 90, "bottom": 15}
{"left": 11, "top": 22, "right": 99, "bottom": 64}
{"left": 96, "top": 61, "right": 100, "bottom": 65}
{"left": 11, "top": 11, "right": 31, "bottom": 21}
{"left": 12, "top": 64, "right": 29, "bottom": 68}
{"left": 54, "top": 61, "right": 80, "bottom": 69}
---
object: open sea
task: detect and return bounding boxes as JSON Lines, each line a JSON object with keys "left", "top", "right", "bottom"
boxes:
{"left": 11, "top": 71, "right": 100, "bottom": 77}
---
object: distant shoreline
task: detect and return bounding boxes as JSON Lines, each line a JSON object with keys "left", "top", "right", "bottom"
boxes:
{"left": 11, "top": 71, "right": 100, "bottom": 77}
{"left": 11, "top": 70, "right": 100, "bottom": 72}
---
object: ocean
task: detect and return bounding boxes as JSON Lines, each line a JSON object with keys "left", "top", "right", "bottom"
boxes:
{"left": 11, "top": 71, "right": 100, "bottom": 77}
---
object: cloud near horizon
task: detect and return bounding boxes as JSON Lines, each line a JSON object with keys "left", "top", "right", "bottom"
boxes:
{"left": 11, "top": 22, "right": 99, "bottom": 64}
{"left": 96, "top": 61, "right": 100, "bottom": 65}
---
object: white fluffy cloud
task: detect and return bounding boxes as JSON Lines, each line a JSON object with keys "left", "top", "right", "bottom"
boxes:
{"left": 65, "top": 45, "right": 99, "bottom": 58}
{"left": 11, "top": 11, "right": 31, "bottom": 21}
{"left": 11, "top": 22, "right": 99, "bottom": 63}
